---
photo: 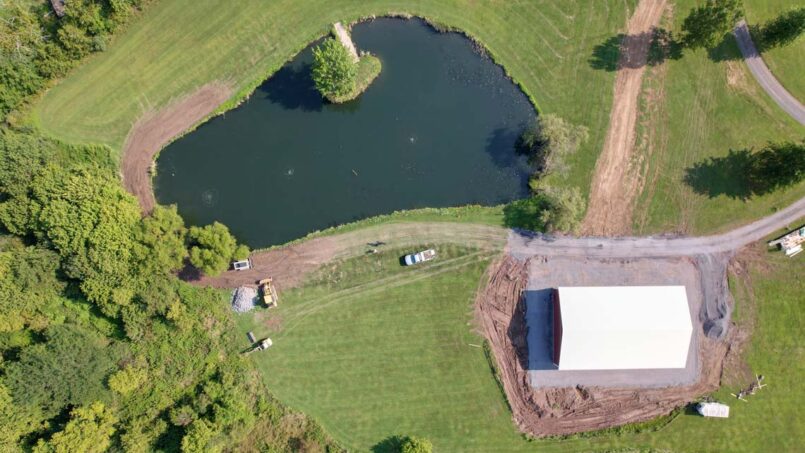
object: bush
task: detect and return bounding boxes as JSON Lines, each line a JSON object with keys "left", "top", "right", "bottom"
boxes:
{"left": 311, "top": 38, "right": 357, "bottom": 101}
{"left": 520, "top": 114, "right": 588, "bottom": 178}
{"left": 188, "top": 222, "right": 239, "bottom": 276}
{"left": 400, "top": 436, "right": 433, "bottom": 453}
{"left": 504, "top": 187, "right": 586, "bottom": 233}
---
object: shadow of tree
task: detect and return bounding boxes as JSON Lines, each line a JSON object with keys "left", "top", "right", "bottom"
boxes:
{"left": 258, "top": 62, "right": 324, "bottom": 112}
{"left": 371, "top": 435, "right": 405, "bottom": 453}
{"left": 684, "top": 149, "right": 754, "bottom": 199}
{"left": 588, "top": 34, "right": 623, "bottom": 71}
{"left": 684, "top": 142, "right": 805, "bottom": 199}
{"left": 706, "top": 32, "right": 744, "bottom": 62}
{"left": 590, "top": 28, "right": 683, "bottom": 71}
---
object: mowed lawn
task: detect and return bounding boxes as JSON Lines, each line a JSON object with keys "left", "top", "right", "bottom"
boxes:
{"left": 744, "top": 0, "right": 805, "bottom": 102}
{"left": 238, "top": 242, "right": 804, "bottom": 452}
{"left": 33, "top": 0, "right": 631, "bottom": 202}
{"left": 632, "top": 0, "right": 805, "bottom": 235}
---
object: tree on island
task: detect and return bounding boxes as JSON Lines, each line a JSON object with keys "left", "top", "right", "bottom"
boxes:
{"left": 311, "top": 37, "right": 357, "bottom": 100}
{"left": 681, "top": 0, "right": 742, "bottom": 49}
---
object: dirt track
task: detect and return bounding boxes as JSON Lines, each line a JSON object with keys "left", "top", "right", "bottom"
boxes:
{"left": 121, "top": 83, "right": 232, "bottom": 213}
{"left": 582, "top": 0, "right": 667, "bottom": 236}
{"left": 189, "top": 222, "right": 507, "bottom": 290}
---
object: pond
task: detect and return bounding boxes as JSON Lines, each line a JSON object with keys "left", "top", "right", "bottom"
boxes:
{"left": 155, "top": 18, "right": 536, "bottom": 248}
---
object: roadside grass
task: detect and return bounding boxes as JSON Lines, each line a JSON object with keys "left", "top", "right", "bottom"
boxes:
{"left": 267, "top": 205, "right": 504, "bottom": 251}
{"left": 236, "top": 238, "right": 804, "bottom": 452}
{"left": 632, "top": 0, "right": 805, "bottom": 235}
{"left": 744, "top": 0, "right": 805, "bottom": 102}
{"left": 33, "top": 0, "right": 632, "bottom": 198}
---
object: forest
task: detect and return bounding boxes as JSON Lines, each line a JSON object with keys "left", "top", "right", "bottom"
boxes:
{"left": 0, "top": 2, "right": 339, "bottom": 451}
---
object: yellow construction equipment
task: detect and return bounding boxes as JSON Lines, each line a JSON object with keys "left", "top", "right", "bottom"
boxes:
{"left": 258, "top": 278, "right": 279, "bottom": 308}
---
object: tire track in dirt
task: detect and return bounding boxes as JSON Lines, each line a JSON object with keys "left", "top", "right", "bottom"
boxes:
{"left": 190, "top": 222, "right": 507, "bottom": 291}
{"left": 121, "top": 83, "right": 232, "bottom": 213}
{"left": 582, "top": 0, "right": 667, "bottom": 236}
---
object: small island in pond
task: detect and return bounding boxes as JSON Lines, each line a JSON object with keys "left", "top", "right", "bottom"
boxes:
{"left": 312, "top": 23, "right": 382, "bottom": 103}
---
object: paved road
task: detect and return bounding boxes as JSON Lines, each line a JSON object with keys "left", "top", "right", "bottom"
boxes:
{"left": 733, "top": 20, "right": 805, "bottom": 126}
{"left": 509, "top": 196, "right": 805, "bottom": 259}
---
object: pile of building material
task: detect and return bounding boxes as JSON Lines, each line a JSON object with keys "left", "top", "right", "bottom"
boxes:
{"left": 768, "top": 225, "right": 805, "bottom": 257}
{"left": 231, "top": 286, "right": 258, "bottom": 312}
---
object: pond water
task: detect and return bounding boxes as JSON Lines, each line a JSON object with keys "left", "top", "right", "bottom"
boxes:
{"left": 155, "top": 18, "right": 536, "bottom": 248}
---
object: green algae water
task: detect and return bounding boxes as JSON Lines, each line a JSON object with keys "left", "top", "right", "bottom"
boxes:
{"left": 155, "top": 18, "right": 535, "bottom": 247}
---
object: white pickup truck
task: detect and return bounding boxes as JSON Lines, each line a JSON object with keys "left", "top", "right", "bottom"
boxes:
{"left": 403, "top": 249, "right": 437, "bottom": 266}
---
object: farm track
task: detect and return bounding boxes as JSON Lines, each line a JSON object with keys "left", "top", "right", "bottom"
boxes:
{"left": 582, "top": 0, "right": 668, "bottom": 236}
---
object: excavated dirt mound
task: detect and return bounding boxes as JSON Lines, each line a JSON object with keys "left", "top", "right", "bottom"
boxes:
{"left": 121, "top": 83, "right": 232, "bottom": 213}
{"left": 476, "top": 255, "right": 732, "bottom": 437}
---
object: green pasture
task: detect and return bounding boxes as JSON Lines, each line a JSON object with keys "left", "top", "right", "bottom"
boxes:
{"left": 633, "top": 0, "right": 805, "bottom": 235}
{"left": 236, "top": 241, "right": 804, "bottom": 451}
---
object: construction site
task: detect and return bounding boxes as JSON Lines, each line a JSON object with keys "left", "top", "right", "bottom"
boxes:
{"left": 475, "top": 230, "right": 744, "bottom": 436}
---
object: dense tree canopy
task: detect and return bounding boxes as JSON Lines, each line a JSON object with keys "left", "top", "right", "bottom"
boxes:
{"left": 311, "top": 37, "right": 357, "bottom": 100}
{"left": 681, "top": 0, "right": 742, "bottom": 49}
{"left": 756, "top": 7, "right": 805, "bottom": 49}
{"left": 188, "top": 222, "right": 244, "bottom": 276}
{"left": 33, "top": 402, "right": 117, "bottom": 453}
{"left": 5, "top": 324, "right": 116, "bottom": 417}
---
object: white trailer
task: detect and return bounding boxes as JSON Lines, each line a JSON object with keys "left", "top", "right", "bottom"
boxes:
{"left": 696, "top": 402, "right": 730, "bottom": 418}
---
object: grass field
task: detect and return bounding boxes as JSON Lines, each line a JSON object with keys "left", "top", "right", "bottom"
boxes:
{"left": 632, "top": 0, "right": 805, "bottom": 235}
{"left": 744, "top": 0, "right": 805, "bottom": 102}
{"left": 236, "top": 239, "right": 804, "bottom": 452}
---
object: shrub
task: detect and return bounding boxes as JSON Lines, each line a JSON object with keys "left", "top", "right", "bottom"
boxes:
{"left": 311, "top": 38, "right": 357, "bottom": 100}
{"left": 187, "top": 222, "right": 239, "bottom": 276}
{"left": 400, "top": 436, "right": 433, "bottom": 453}
{"left": 520, "top": 114, "right": 588, "bottom": 178}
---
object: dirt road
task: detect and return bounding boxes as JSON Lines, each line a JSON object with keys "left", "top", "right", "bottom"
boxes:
{"left": 189, "top": 222, "right": 507, "bottom": 290}
{"left": 582, "top": 0, "right": 668, "bottom": 235}
{"left": 121, "top": 83, "right": 231, "bottom": 213}
{"left": 196, "top": 196, "right": 804, "bottom": 291}
{"left": 733, "top": 20, "right": 805, "bottom": 126}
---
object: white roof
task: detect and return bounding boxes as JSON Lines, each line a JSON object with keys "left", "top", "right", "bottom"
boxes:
{"left": 697, "top": 402, "right": 730, "bottom": 418}
{"left": 556, "top": 286, "right": 693, "bottom": 370}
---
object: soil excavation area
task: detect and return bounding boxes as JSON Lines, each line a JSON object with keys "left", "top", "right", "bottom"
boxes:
{"left": 476, "top": 253, "right": 730, "bottom": 436}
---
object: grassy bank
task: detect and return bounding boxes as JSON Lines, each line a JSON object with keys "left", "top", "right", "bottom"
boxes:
{"left": 33, "top": 0, "right": 632, "bottom": 195}
{"left": 238, "top": 237, "right": 804, "bottom": 451}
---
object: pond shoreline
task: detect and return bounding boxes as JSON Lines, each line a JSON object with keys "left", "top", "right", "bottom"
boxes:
{"left": 155, "top": 18, "right": 536, "bottom": 247}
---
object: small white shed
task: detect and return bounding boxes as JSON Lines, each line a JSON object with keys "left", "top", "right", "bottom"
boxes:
{"left": 696, "top": 402, "right": 730, "bottom": 418}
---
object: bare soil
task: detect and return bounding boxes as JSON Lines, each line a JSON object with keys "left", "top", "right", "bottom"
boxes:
{"left": 476, "top": 253, "right": 732, "bottom": 437}
{"left": 582, "top": 0, "right": 668, "bottom": 236}
{"left": 121, "top": 83, "right": 232, "bottom": 213}
{"left": 188, "top": 222, "right": 507, "bottom": 291}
